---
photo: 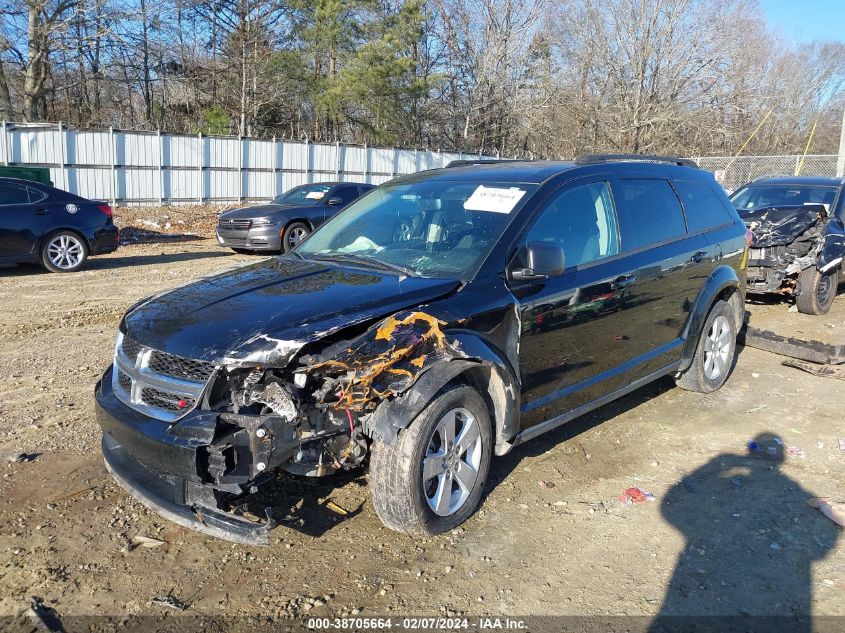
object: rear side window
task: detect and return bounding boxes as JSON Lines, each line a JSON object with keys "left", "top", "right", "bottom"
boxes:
{"left": 26, "top": 187, "right": 47, "bottom": 203}
{"left": 0, "top": 183, "right": 30, "bottom": 205}
{"left": 614, "top": 179, "right": 686, "bottom": 251}
{"left": 674, "top": 180, "right": 733, "bottom": 232}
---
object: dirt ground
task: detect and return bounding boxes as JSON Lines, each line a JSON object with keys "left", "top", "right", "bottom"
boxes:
{"left": 1, "top": 236, "right": 844, "bottom": 630}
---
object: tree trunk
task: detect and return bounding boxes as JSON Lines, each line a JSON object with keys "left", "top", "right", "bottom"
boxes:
{"left": 0, "top": 59, "right": 14, "bottom": 120}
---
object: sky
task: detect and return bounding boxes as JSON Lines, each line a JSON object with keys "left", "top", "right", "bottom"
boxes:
{"left": 759, "top": 0, "right": 845, "bottom": 43}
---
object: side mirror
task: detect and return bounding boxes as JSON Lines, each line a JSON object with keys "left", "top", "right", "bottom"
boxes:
{"left": 327, "top": 196, "right": 343, "bottom": 206}
{"left": 511, "top": 241, "right": 565, "bottom": 282}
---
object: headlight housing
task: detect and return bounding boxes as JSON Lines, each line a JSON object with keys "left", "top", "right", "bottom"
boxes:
{"left": 251, "top": 217, "right": 280, "bottom": 227}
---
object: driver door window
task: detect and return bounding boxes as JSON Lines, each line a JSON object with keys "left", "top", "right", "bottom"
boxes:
{"left": 525, "top": 181, "right": 620, "bottom": 270}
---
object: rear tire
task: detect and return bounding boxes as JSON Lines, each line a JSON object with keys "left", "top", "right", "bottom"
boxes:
{"left": 369, "top": 384, "right": 492, "bottom": 536}
{"left": 796, "top": 266, "right": 838, "bottom": 315}
{"left": 41, "top": 231, "right": 89, "bottom": 273}
{"left": 675, "top": 299, "right": 737, "bottom": 393}
{"left": 283, "top": 221, "right": 310, "bottom": 253}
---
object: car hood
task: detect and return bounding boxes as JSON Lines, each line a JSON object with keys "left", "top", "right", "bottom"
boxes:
{"left": 120, "top": 257, "right": 460, "bottom": 366}
{"left": 218, "top": 204, "right": 312, "bottom": 219}
{"left": 740, "top": 204, "right": 828, "bottom": 248}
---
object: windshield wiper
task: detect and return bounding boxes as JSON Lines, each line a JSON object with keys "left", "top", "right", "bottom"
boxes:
{"left": 307, "top": 253, "right": 418, "bottom": 277}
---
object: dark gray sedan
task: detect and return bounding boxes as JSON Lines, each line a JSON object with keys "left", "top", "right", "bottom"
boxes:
{"left": 216, "top": 182, "right": 375, "bottom": 253}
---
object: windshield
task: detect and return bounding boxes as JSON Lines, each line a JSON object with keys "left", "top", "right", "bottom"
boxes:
{"left": 297, "top": 180, "right": 536, "bottom": 279}
{"left": 273, "top": 184, "right": 333, "bottom": 206}
{"left": 730, "top": 184, "right": 838, "bottom": 213}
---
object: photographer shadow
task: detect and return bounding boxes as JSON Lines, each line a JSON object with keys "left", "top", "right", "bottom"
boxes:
{"left": 650, "top": 433, "right": 839, "bottom": 633}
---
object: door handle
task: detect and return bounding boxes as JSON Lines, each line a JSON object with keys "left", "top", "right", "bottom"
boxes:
{"left": 611, "top": 275, "right": 636, "bottom": 290}
{"left": 690, "top": 251, "right": 707, "bottom": 264}
{"left": 34, "top": 208, "right": 49, "bottom": 215}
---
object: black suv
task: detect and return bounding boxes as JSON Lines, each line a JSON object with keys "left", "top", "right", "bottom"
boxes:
{"left": 730, "top": 176, "right": 845, "bottom": 314}
{"left": 95, "top": 156, "right": 747, "bottom": 543}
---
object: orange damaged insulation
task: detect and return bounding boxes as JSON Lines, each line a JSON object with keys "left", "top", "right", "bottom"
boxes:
{"left": 303, "top": 311, "right": 454, "bottom": 410}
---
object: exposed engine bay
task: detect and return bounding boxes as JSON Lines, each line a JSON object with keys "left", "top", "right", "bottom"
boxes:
{"left": 97, "top": 309, "right": 469, "bottom": 544}
{"left": 742, "top": 204, "right": 829, "bottom": 293}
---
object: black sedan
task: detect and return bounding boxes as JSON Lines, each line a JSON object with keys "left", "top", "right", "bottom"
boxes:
{"left": 731, "top": 176, "right": 845, "bottom": 314}
{"left": 0, "top": 177, "right": 119, "bottom": 273}
{"left": 216, "top": 182, "right": 374, "bottom": 253}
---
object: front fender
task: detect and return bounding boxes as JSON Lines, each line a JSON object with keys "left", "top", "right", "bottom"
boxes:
{"left": 678, "top": 264, "right": 743, "bottom": 371}
{"left": 819, "top": 220, "right": 845, "bottom": 272}
{"left": 367, "top": 331, "right": 520, "bottom": 455}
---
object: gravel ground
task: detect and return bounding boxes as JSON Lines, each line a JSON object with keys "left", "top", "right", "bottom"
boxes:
{"left": 1, "top": 239, "right": 843, "bottom": 629}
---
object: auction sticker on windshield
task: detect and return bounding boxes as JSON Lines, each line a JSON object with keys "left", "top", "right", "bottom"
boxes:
{"left": 464, "top": 185, "right": 526, "bottom": 213}
{"left": 306, "top": 191, "right": 326, "bottom": 199}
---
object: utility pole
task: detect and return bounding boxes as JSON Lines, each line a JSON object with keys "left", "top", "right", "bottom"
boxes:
{"left": 838, "top": 104, "right": 845, "bottom": 177}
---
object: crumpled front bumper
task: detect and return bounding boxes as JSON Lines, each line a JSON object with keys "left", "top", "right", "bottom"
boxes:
{"left": 96, "top": 367, "right": 299, "bottom": 545}
{"left": 102, "top": 434, "right": 275, "bottom": 545}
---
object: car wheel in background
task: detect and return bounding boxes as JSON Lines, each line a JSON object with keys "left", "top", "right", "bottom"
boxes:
{"left": 675, "top": 299, "right": 737, "bottom": 393}
{"left": 283, "top": 222, "right": 310, "bottom": 253}
{"left": 369, "top": 384, "right": 492, "bottom": 536}
{"left": 796, "top": 266, "right": 839, "bottom": 315}
{"left": 41, "top": 231, "right": 89, "bottom": 273}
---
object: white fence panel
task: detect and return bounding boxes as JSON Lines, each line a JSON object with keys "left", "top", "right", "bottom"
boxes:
{"left": 312, "top": 143, "right": 338, "bottom": 174}
{"left": 166, "top": 135, "right": 202, "bottom": 168}
{"left": 66, "top": 167, "right": 111, "bottom": 200}
{"left": 68, "top": 129, "right": 110, "bottom": 165}
{"left": 207, "top": 137, "right": 240, "bottom": 169}
{"left": 124, "top": 168, "right": 160, "bottom": 201}
{"left": 165, "top": 169, "right": 200, "bottom": 201}
{"left": 0, "top": 121, "right": 493, "bottom": 205}
{"left": 121, "top": 132, "right": 159, "bottom": 167}
{"left": 344, "top": 146, "right": 367, "bottom": 175}
{"left": 10, "top": 126, "right": 61, "bottom": 164}
{"left": 245, "top": 138, "right": 273, "bottom": 170}
{"left": 370, "top": 148, "right": 394, "bottom": 175}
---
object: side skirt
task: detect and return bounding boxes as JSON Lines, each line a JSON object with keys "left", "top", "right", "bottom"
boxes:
{"left": 509, "top": 361, "right": 681, "bottom": 447}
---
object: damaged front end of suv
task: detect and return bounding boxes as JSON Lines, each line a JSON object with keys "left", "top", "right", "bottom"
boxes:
{"left": 741, "top": 204, "right": 845, "bottom": 315}
{"left": 95, "top": 256, "right": 498, "bottom": 545}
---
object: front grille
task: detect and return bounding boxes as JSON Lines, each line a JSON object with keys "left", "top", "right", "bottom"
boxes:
{"left": 112, "top": 332, "right": 215, "bottom": 422}
{"left": 141, "top": 386, "right": 196, "bottom": 413}
{"left": 148, "top": 351, "right": 215, "bottom": 383}
{"left": 122, "top": 337, "right": 143, "bottom": 361}
{"left": 218, "top": 218, "right": 252, "bottom": 230}
{"left": 219, "top": 236, "right": 247, "bottom": 245}
{"left": 117, "top": 370, "right": 132, "bottom": 392}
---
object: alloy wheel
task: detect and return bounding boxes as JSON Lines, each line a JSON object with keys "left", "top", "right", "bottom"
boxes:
{"left": 703, "top": 315, "right": 732, "bottom": 380}
{"left": 422, "top": 407, "right": 483, "bottom": 516}
{"left": 47, "top": 234, "right": 85, "bottom": 270}
{"left": 287, "top": 226, "right": 308, "bottom": 249}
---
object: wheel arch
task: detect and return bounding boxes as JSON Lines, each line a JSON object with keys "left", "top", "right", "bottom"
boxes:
{"left": 284, "top": 217, "right": 314, "bottom": 231}
{"left": 367, "top": 331, "right": 520, "bottom": 457}
{"left": 37, "top": 227, "right": 92, "bottom": 256}
{"left": 678, "top": 264, "right": 744, "bottom": 372}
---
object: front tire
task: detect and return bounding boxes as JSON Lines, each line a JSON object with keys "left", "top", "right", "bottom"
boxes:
{"left": 41, "top": 231, "right": 89, "bottom": 273}
{"left": 796, "top": 266, "right": 838, "bottom": 315}
{"left": 283, "top": 221, "right": 310, "bottom": 253}
{"left": 676, "top": 299, "right": 737, "bottom": 393}
{"left": 369, "top": 384, "right": 492, "bottom": 536}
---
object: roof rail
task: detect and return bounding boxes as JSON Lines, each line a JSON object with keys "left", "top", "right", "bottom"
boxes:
{"left": 576, "top": 154, "right": 699, "bottom": 168}
{"left": 445, "top": 159, "right": 526, "bottom": 168}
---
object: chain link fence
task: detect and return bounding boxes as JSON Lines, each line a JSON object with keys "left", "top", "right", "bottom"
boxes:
{"left": 693, "top": 154, "right": 842, "bottom": 193}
